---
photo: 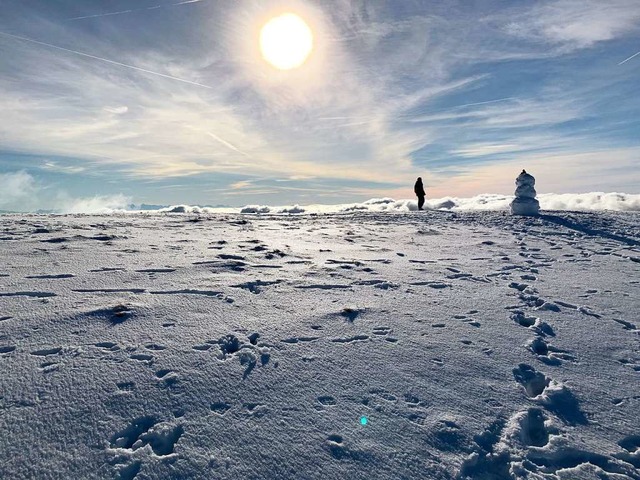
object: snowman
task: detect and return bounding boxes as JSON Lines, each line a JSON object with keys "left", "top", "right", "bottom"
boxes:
{"left": 510, "top": 169, "right": 540, "bottom": 216}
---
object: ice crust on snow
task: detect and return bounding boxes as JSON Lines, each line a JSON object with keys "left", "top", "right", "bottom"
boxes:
{"left": 0, "top": 210, "right": 639, "bottom": 479}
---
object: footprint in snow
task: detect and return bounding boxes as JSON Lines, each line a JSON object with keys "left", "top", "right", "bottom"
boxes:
{"left": 155, "top": 369, "right": 178, "bottom": 386}
{"left": 109, "top": 416, "right": 183, "bottom": 456}
{"left": 331, "top": 335, "right": 369, "bottom": 344}
{"left": 116, "top": 382, "right": 135, "bottom": 392}
{"left": 281, "top": 336, "right": 319, "bottom": 344}
{"left": 130, "top": 353, "right": 153, "bottom": 362}
{"left": 372, "top": 326, "right": 392, "bottom": 336}
{"left": 527, "top": 337, "right": 577, "bottom": 365}
{"left": 513, "top": 364, "right": 549, "bottom": 397}
{"left": 617, "top": 435, "right": 640, "bottom": 467}
{"left": 511, "top": 311, "right": 555, "bottom": 337}
{"left": 368, "top": 387, "right": 397, "bottom": 402}
{"left": 0, "top": 345, "right": 16, "bottom": 354}
{"left": 511, "top": 364, "right": 587, "bottom": 426}
{"left": 240, "top": 403, "right": 268, "bottom": 418}
{"left": 95, "top": 342, "right": 119, "bottom": 351}
{"left": 612, "top": 318, "right": 637, "bottom": 331}
{"left": 210, "top": 402, "right": 231, "bottom": 415}
{"left": 317, "top": 396, "right": 337, "bottom": 406}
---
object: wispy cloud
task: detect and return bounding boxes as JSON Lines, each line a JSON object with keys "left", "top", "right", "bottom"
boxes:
{"left": 103, "top": 106, "right": 128, "bottom": 115}
{"left": 0, "top": 171, "right": 38, "bottom": 209}
{"left": 0, "top": 31, "right": 214, "bottom": 89}
{"left": 229, "top": 180, "right": 253, "bottom": 190}
{"left": 452, "top": 144, "right": 521, "bottom": 158}
{"left": 499, "top": 0, "right": 640, "bottom": 52}
{"left": 42, "top": 161, "right": 86, "bottom": 174}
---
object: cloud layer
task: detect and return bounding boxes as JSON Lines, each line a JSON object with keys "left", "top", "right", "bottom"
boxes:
{"left": 141, "top": 192, "right": 640, "bottom": 215}
{"left": 0, "top": 171, "right": 130, "bottom": 213}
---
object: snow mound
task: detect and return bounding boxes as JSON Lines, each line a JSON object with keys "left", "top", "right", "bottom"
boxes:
{"left": 278, "top": 205, "right": 305, "bottom": 214}
{"left": 240, "top": 205, "right": 271, "bottom": 214}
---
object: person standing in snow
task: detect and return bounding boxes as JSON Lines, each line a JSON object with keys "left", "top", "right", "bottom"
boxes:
{"left": 414, "top": 177, "right": 426, "bottom": 210}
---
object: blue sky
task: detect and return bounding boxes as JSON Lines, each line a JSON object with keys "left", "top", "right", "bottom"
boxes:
{"left": 0, "top": 0, "right": 639, "bottom": 211}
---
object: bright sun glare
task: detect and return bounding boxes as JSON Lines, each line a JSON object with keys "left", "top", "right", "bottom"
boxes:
{"left": 259, "top": 13, "right": 313, "bottom": 70}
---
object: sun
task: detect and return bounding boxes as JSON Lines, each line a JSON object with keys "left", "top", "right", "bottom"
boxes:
{"left": 259, "top": 13, "right": 313, "bottom": 70}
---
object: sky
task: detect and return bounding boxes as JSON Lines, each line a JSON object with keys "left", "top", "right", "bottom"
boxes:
{"left": 0, "top": 0, "right": 639, "bottom": 211}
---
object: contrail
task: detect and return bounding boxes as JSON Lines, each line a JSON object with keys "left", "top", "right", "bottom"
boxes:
{"left": 618, "top": 50, "right": 640, "bottom": 66}
{"left": 0, "top": 31, "right": 212, "bottom": 89}
{"left": 206, "top": 132, "right": 250, "bottom": 157}
{"left": 450, "top": 97, "right": 514, "bottom": 109}
{"left": 68, "top": 9, "right": 136, "bottom": 21}
{"left": 67, "top": 0, "right": 204, "bottom": 21}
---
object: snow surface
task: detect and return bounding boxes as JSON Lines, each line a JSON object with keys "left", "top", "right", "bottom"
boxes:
{"left": 0, "top": 210, "right": 639, "bottom": 479}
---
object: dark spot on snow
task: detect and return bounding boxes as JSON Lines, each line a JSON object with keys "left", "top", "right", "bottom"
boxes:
{"left": 218, "top": 334, "right": 240, "bottom": 355}
{"left": 340, "top": 307, "right": 362, "bottom": 322}
{"left": 260, "top": 351, "right": 270, "bottom": 366}
{"left": 26, "top": 273, "right": 74, "bottom": 279}
{"left": 130, "top": 353, "right": 153, "bottom": 362}
{"left": 30, "top": 347, "right": 62, "bottom": 356}
{"left": 218, "top": 254, "right": 245, "bottom": 260}
{"left": 41, "top": 237, "right": 68, "bottom": 243}
{"left": 0, "top": 291, "right": 57, "bottom": 298}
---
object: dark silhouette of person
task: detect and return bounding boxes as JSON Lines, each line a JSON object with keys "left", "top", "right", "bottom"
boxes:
{"left": 414, "top": 177, "right": 426, "bottom": 210}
